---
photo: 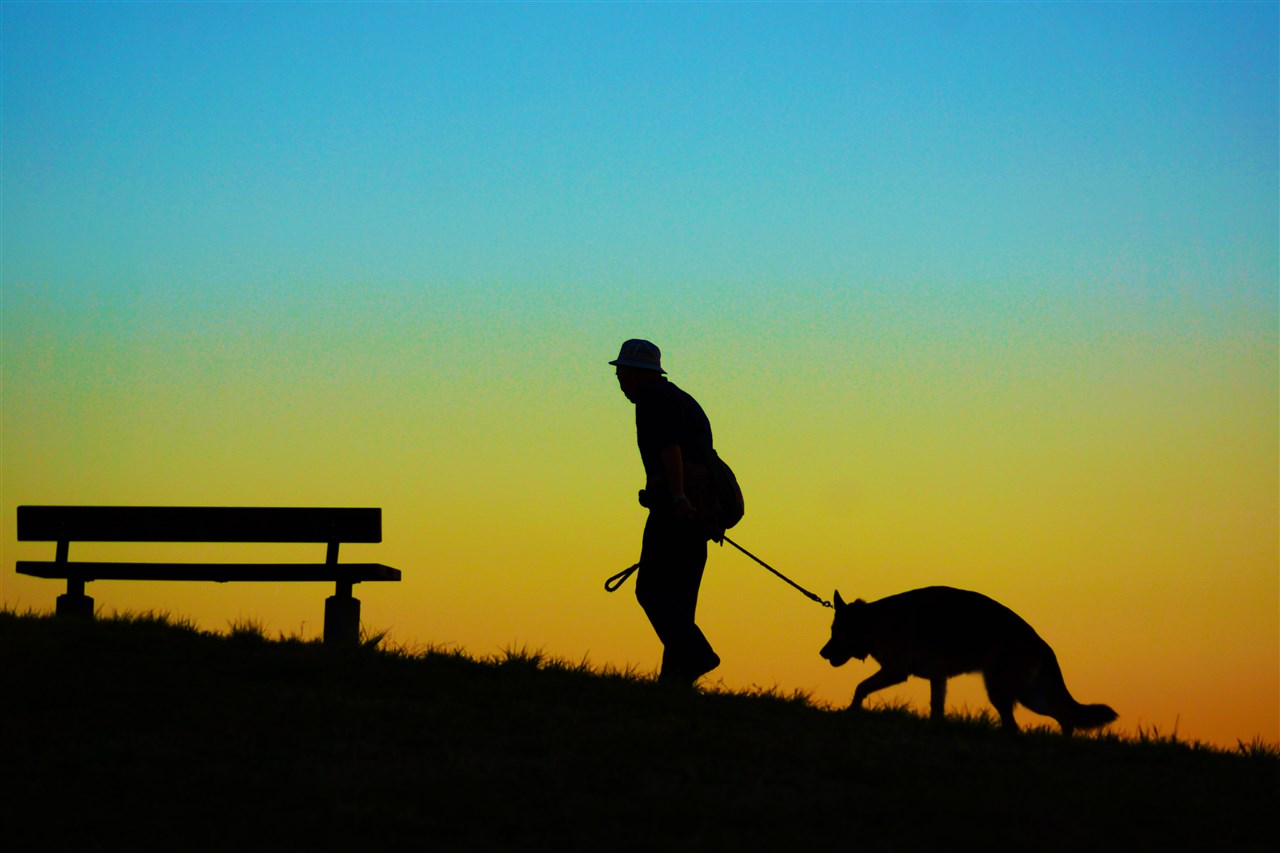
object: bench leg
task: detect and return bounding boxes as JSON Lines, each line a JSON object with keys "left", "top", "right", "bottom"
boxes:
{"left": 324, "top": 593, "right": 361, "bottom": 645}
{"left": 57, "top": 577, "right": 94, "bottom": 620}
{"left": 56, "top": 592, "right": 95, "bottom": 620}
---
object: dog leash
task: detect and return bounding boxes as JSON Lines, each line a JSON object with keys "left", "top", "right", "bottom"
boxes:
{"left": 603, "top": 537, "right": 832, "bottom": 609}
{"left": 722, "top": 535, "right": 833, "bottom": 608}
{"left": 604, "top": 563, "right": 639, "bottom": 592}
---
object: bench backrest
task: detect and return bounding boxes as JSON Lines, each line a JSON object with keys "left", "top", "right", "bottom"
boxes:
{"left": 16, "top": 506, "right": 383, "bottom": 544}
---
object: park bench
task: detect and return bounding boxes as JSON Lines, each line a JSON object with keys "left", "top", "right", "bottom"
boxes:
{"left": 15, "top": 506, "right": 401, "bottom": 644}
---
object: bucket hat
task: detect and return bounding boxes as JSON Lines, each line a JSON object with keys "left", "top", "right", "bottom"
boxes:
{"left": 608, "top": 339, "right": 666, "bottom": 373}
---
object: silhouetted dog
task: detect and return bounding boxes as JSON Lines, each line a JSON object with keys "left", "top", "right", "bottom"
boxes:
{"left": 820, "top": 586, "right": 1117, "bottom": 735}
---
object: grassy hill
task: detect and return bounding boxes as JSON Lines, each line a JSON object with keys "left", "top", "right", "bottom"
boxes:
{"left": 1, "top": 610, "right": 1275, "bottom": 851}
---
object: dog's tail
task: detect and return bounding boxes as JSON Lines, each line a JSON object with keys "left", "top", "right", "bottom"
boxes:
{"left": 1023, "top": 651, "right": 1117, "bottom": 736}
{"left": 1067, "top": 701, "right": 1119, "bottom": 732}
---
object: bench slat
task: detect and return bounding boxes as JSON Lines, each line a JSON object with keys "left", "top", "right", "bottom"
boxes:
{"left": 17, "top": 506, "right": 382, "bottom": 544}
{"left": 16, "top": 561, "right": 401, "bottom": 583}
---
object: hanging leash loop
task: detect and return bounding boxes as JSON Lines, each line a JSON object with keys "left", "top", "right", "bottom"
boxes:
{"left": 604, "top": 563, "right": 639, "bottom": 592}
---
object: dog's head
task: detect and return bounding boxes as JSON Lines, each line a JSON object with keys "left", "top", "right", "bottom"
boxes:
{"left": 819, "top": 590, "right": 871, "bottom": 667}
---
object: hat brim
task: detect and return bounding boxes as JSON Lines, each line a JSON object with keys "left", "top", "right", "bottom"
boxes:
{"left": 608, "top": 358, "right": 665, "bottom": 373}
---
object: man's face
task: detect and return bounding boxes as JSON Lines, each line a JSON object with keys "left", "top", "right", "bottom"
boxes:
{"left": 615, "top": 366, "right": 654, "bottom": 402}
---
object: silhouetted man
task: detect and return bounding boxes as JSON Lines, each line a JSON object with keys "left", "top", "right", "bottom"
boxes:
{"left": 610, "top": 338, "right": 720, "bottom": 685}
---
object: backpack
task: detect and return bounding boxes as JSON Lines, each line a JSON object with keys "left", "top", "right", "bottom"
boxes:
{"left": 692, "top": 450, "right": 744, "bottom": 543}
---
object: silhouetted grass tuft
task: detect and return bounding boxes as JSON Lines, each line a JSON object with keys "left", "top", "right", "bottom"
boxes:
{"left": 1, "top": 608, "right": 1274, "bottom": 851}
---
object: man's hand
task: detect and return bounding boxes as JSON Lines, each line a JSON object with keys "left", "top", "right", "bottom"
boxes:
{"left": 672, "top": 493, "right": 696, "bottom": 520}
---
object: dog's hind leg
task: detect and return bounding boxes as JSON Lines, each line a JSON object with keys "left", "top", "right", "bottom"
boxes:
{"left": 982, "top": 670, "right": 1021, "bottom": 732}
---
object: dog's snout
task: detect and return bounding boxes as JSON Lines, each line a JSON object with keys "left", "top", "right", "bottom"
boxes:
{"left": 820, "top": 638, "right": 852, "bottom": 667}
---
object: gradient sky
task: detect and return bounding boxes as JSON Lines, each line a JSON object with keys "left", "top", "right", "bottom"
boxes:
{"left": 3, "top": 1, "right": 1276, "bottom": 749}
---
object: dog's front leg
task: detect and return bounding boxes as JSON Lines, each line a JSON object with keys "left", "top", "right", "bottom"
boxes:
{"left": 851, "top": 668, "right": 908, "bottom": 710}
{"left": 930, "top": 677, "right": 948, "bottom": 721}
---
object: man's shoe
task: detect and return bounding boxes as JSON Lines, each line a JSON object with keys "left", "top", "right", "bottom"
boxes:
{"left": 690, "top": 650, "right": 721, "bottom": 681}
{"left": 657, "top": 648, "right": 721, "bottom": 687}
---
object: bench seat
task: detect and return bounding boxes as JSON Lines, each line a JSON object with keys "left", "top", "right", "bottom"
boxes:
{"left": 16, "top": 562, "right": 401, "bottom": 584}
{"left": 15, "top": 505, "right": 402, "bottom": 644}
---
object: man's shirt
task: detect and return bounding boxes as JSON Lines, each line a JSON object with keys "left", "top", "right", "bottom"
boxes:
{"left": 634, "top": 378, "right": 713, "bottom": 495}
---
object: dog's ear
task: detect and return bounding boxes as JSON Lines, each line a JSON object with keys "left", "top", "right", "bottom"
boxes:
{"left": 833, "top": 590, "right": 845, "bottom": 608}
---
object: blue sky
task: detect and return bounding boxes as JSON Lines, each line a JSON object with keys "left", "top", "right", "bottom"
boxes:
{"left": 6, "top": 1, "right": 1275, "bottom": 300}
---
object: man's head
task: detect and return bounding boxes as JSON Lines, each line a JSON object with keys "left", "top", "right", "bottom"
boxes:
{"left": 610, "top": 339, "right": 666, "bottom": 402}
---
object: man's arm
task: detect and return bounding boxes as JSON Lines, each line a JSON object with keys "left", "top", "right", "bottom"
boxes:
{"left": 661, "top": 444, "right": 696, "bottom": 518}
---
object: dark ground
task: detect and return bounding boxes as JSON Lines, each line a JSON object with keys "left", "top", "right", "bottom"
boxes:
{"left": 2, "top": 611, "right": 1275, "bottom": 851}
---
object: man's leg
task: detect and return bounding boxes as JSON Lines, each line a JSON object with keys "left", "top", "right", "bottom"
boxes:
{"left": 636, "top": 512, "right": 718, "bottom": 683}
